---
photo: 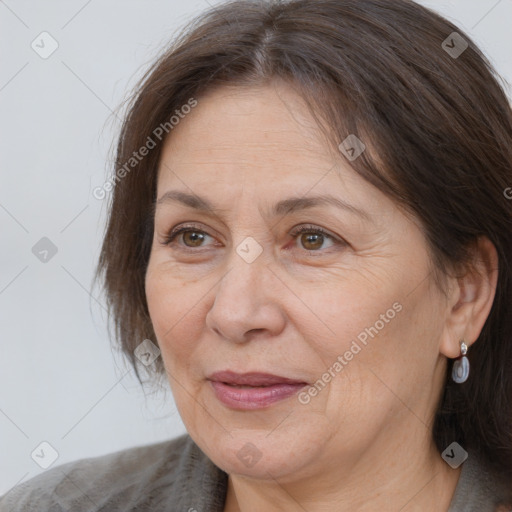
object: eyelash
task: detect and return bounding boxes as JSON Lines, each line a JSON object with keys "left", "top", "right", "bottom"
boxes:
{"left": 162, "top": 223, "right": 345, "bottom": 253}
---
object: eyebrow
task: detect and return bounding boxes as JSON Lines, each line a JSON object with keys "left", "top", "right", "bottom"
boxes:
{"left": 155, "top": 190, "right": 372, "bottom": 222}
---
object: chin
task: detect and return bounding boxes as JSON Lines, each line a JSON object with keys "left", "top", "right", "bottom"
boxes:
{"left": 193, "top": 423, "right": 327, "bottom": 481}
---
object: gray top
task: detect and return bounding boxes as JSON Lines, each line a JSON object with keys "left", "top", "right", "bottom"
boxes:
{"left": 1, "top": 433, "right": 510, "bottom": 511}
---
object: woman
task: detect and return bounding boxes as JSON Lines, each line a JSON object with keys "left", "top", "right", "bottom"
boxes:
{"left": 3, "top": 0, "right": 511, "bottom": 510}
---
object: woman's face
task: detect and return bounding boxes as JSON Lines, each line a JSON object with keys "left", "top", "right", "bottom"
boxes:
{"left": 145, "top": 81, "right": 450, "bottom": 482}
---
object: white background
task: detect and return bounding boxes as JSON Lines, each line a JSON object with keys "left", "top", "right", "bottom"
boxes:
{"left": 1, "top": 0, "right": 511, "bottom": 496}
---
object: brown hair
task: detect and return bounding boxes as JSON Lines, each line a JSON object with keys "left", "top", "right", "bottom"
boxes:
{"left": 95, "top": 0, "right": 512, "bottom": 475}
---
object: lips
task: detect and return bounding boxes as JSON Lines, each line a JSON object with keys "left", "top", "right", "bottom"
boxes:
{"left": 208, "top": 371, "right": 308, "bottom": 410}
{"left": 208, "top": 371, "right": 307, "bottom": 387}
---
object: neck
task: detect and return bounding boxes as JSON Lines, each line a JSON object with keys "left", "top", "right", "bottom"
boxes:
{"left": 224, "top": 436, "right": 462, "bottom": 512}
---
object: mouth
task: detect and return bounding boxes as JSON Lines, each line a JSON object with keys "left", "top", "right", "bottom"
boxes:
{"left": 207, "top": 371, "right": 308, "bottom": 410}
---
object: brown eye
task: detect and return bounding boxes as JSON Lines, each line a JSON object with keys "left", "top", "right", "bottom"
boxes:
{"left": 163, "top": 225, "right": 214, "bottom": 249}
{"left": 300, "top": 232, "right": 325, "bottom": 251}
{"left": 182, "top": 230, "right": 206, "bottom": 247}
{"left": 289, "top": 225, "right": 345, "bottom": 253}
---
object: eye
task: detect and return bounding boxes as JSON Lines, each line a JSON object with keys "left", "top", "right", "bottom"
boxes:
{"left": 162, "top": 224, "right": 216, "bottom": 249}
{"left": 162, "top": 223, "right": 346, "bottom": 253}
{"left": 289, "top": 224, "right": 345, "bottom": 252}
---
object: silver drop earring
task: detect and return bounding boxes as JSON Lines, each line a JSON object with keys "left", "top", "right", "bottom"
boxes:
{"left": 452, "top": 340, "right": 470, "bottom": 383}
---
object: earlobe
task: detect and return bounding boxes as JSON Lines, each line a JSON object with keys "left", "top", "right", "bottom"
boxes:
{"left": 438, "top": 236, "right": 499, "bottom": 359}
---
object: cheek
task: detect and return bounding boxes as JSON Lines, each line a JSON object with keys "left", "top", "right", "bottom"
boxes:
{"left": 295, "top": 267, "right": 430, "bottom": 407}
{"left": 318, "top": 284, "right": 441, "bottom": 427}
{"left": 300, "top": 277, "right": 402, "bottom": 355}
{"left": 145, "top": 270, "right": 210, "bottom": 430}
{"left": 145, "top": 264, "right": 204, "bottom": 364}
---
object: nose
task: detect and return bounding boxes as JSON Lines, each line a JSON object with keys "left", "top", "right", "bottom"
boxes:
{"left": 205, "top": 248, "right": 287, "bottom": 344}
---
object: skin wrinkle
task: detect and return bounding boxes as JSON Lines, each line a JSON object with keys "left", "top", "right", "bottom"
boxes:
{"left": 144, "top": 81, "right": 497, "bottom": 512}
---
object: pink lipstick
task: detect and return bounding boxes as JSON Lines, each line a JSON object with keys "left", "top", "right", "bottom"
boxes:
{"left": 208, "top": 371, "right": 308, "bottom": 410}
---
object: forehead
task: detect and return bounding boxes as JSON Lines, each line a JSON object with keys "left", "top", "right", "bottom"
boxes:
{"left": 161, "top": 82, "right": 333, "bottom": 162}
{"left": 155, "top": 83, "right": 390, "bottom": 221}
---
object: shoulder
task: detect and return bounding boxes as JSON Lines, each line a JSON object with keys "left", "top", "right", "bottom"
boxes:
{"left": 449, "top": 451, "right": 512, "bottom": 512}
{"left": 0, "top": 433, "right": 227, "bottom": 512}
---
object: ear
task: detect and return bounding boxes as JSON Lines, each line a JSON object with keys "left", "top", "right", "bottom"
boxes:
{"left": 439, "top": 236, "right": 499, "bottom": 358}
